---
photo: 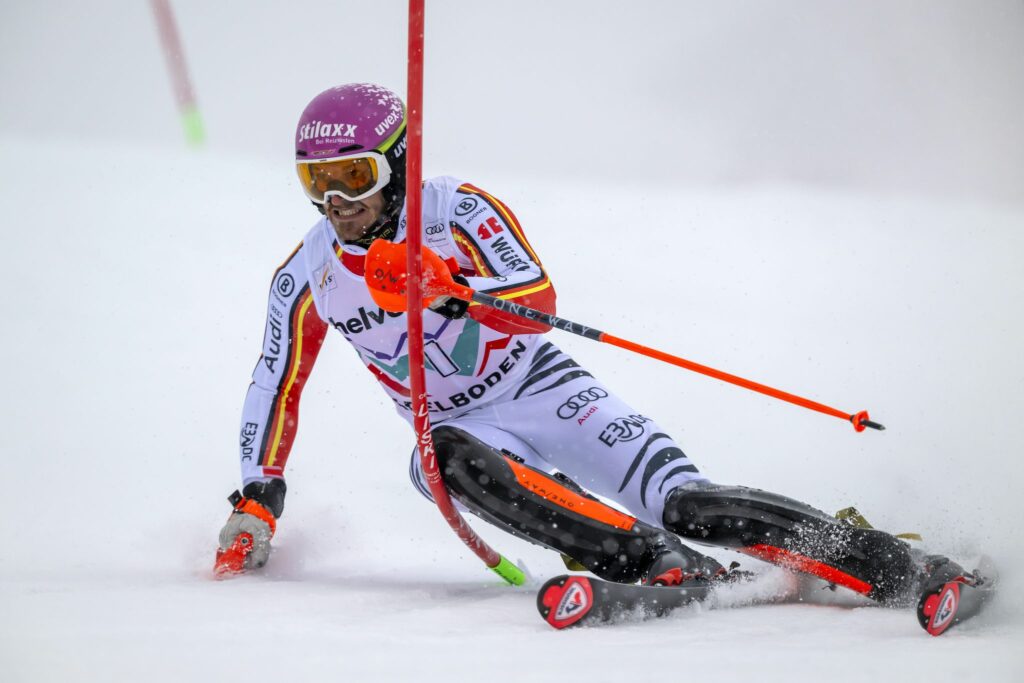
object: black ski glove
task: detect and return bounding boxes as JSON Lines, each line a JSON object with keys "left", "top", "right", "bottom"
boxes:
{"left": 428, "top": 274, "right": 470, "bottom": 319}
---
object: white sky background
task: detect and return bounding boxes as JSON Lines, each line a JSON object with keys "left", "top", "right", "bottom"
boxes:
{"left": 2, "top": 0, "right": 1022, "bottom": 204}
{"left": 2, "top": 2, "right": 1023, "bottom": 681}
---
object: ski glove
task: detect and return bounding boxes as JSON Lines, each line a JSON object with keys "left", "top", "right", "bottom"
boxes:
{"left": 428, "top": 274, "right": 470, "bottom": 320}
{"left": 214, "top": 480, "right": 285, "bottom": 577}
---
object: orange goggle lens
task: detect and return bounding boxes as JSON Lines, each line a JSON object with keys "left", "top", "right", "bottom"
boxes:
{"left": 297, "top": 156, "right": 384, "bottom": 202}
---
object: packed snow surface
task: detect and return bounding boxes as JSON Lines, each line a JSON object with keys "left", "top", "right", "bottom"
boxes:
{"left": 2, "top": 137, "right": 1022, "bottom": 681}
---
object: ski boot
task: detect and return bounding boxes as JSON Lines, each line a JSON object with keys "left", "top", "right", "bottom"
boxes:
{"left": 663, "top": 482, "right": 919, "bottom": 604}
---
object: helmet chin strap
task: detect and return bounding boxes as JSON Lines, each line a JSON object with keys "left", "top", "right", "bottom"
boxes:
{"left": 348, "top": 216, "right": 397, "bottom": 248}
{"left": 348, "top": 182, "right": 404, "bottom": 247}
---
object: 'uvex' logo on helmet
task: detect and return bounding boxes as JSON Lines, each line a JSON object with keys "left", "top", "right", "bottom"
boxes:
{"left": 374, "top": 110, "right": 402, "bottom": 137}
{"left": 298, "top": 120, "right": 358, "bottom": 142}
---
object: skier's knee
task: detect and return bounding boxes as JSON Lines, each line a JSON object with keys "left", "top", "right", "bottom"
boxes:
{"left": 430, "top": 426, "right": 699, "bottom": 583}
{"left": 409, "top": 427, "right": 482, "bottom": 503}
{"left": 432, "top": 426, "right": 523, "bottom": 517}
{"left": 433, "top": 426, "right": 492, "bottom": 491}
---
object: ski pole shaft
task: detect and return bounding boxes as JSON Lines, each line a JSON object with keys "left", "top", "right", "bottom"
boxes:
{"left": 361, "top": 239, "right": 883, "bottom": 433}
{"left": 468, "top": 290, "right": 884, "bottom": 433}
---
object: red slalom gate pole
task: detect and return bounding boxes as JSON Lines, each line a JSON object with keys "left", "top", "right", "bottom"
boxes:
{"left": 404, "top": 0, "right": 523, "bottom": 585}
{"left": 150, "top": 0, "right": 205, "bottom": 145}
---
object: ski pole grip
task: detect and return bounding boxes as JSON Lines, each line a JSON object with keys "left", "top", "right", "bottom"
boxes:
{"left": 850, "top": 410, "right": 885, "bottom": 432}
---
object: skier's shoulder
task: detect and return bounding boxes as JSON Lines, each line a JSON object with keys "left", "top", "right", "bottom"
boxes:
{"left": 412, "top": 176, "right": 462, "bottom": 252}
{"left": 297, "top": 216, "right": 334, "bottom": 261}
{"left": 267, "top": 218, "right": 329, "bottom": 295}
{"left": 419, "top": 173, "right": 515, "bottom": 212}
{"left": 420, "top": 175, "right": 465, "bottom": 216}
{"left": 423, "top": 174, "right": 464, "bottom": 195}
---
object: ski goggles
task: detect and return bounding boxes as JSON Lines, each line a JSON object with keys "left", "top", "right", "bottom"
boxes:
{"left": 296, "top": 151, "right": 392, "bottom": 203}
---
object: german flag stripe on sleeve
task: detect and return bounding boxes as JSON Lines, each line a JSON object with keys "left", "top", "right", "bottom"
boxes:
{"left": 450, "top": 223, "right": 497, "bottom": 276}
{"left": 458, "top": 183, "right": 541, "bottom": 264}
{"left": 474, "top": 262, "right": 549, "bottom": 296}
{"left": 258, "top": 284, "right": 327, "bottom": 469}
{"left": 482, "top": 275, "right": 552, "bottom": 300}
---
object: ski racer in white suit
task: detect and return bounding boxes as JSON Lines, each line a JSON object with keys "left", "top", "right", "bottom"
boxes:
{"left": 217, "top": 84, "right": 943, "bottom": 605}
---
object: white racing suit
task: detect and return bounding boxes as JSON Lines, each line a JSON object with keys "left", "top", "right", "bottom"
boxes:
{"left": 237, "top": 177, "right": 924, "bottom": 600}
{"left": 239, "top": 177, "right": 707, "bottom": 528}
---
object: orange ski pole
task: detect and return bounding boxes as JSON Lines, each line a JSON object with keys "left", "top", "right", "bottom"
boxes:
{"left": 595, "top": 333, "right": 882, "bottom": 431}
{"left": 364, "top": 240, "right": 884, "bottom": 433}
{"left": 479, "top": 292, "right": 882, "bottom": 432}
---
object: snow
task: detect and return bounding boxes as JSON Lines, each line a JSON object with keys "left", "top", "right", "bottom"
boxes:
{"left": 3, "top": 2, "right": 1024, "bottom": 681}
{"left": 2, "top": 136, "right": 1022, "bottom": 681}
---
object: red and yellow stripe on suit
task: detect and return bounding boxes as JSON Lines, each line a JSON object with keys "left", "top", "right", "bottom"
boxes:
{"left": 454, "top": 183, "right": 556, "bottom": 335}
{"left": 257, "top": 283, "right": 327, "bottom": 476}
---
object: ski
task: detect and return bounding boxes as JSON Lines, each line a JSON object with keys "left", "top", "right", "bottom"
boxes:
{"left": 537, "top": 574, "right": 713, "bottom": 629}
{"left": 539, "top": 560, "right": 999, "bottom": 635}
{"left": 916, "top": 557, "right": 998, "bottom": 636}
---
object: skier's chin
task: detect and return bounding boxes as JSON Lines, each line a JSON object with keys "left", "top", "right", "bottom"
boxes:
{"left": 329, "top": 214, "right": 375, "bottom": 242}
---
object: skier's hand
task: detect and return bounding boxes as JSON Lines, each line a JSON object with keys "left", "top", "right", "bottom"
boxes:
{"left": 428, "top": 274, "right": 470, "bottom": 319}
{"left": 214, "top": 486, "right": 281, "bottom": 577}
{"left": 365, "top": 239, "right": 475, "bottom": 313}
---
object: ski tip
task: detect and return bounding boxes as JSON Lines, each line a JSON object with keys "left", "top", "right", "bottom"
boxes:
{"left": 918, "top": 580, "right": 961, "bottom": 636}
{"left": 537, "top": 575, "right": 594, "bottom": 629}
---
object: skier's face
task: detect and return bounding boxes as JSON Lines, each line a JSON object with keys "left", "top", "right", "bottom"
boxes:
{"left": 325, "top": 191, "right": 385, "bottom": 242}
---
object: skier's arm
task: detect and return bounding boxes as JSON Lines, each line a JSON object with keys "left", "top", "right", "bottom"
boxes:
{"left": 239, "top": 243, "right": 328, "bottom": 497}
{"left": 216, "top": 243, "right": 328, "bottom": 576}
{"left": 448, "top": 183, "right": 555, "bottom": 334}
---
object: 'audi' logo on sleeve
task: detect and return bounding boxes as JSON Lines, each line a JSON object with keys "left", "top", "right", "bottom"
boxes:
{"left": 556, "top": 387, "right": 609, "bottom": 419}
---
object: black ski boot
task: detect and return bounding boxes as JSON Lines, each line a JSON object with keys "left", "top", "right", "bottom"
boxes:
{"left": 641, "top": 532, "right": 724, "bottom": 586}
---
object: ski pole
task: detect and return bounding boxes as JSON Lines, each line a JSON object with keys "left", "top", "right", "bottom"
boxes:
{"left": 365, "top": 241, "right": 884, "bottom": 433}
{"left": 470, "top": 291, "right": 883, "bottom": 432}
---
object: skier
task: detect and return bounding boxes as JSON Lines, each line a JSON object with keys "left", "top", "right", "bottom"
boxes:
{"left": 215, "top": 83, "right": 955, "bottom": 607}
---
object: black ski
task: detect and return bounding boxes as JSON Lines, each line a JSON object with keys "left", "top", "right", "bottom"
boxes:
{"left": 538, "top": 560, "right": 999, "bottom": 634}
{"left": 916, "top": 557, "right": 998, "bottom": 636}
{"left": 537, "top": 574, "right": 713, "bottom": 629}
